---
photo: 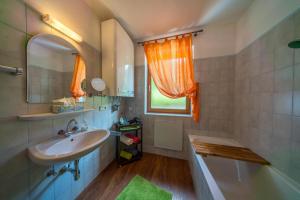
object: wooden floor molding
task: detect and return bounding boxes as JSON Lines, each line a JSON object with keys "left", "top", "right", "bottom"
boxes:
{"left": 77, "top": 153, "right": 196, "bottom": 200}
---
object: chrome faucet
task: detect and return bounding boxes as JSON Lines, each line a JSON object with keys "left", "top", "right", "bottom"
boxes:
{"left": 66, "top": 119, "right": 79, "bottom": 133}
{"left": 57, "top": 119, "right": 79, "bottom": 137}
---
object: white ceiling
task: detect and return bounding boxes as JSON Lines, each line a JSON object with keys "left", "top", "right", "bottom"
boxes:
{"left": 85, "top": 0, "right": 253, "bottom": 40}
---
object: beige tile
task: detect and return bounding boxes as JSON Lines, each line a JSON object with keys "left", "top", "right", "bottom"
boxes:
{"left": 260, "top": 93, "right": 273, "bottom": 113}
{"left": 248, "top": 58, "right": 261, "bottom": 77}
{"left": 207, "top": 82, "right": 219, "bottom": 95}
{"left": 260, "top": 71, "right": 274, "bottom": 93}
{"left": 0, "top": 147, "right": 29, "bottom": 180}
{"left": 273, "top": 92, "right": 293, "bottom": 114}
{"left": 274, "top": 66, "right": 293, "bottom": 92}
{"left": 274, "top": 46, "right": 293, "bottom": 69}
{"left": 0, "top": 120, "right": 28, "bottom": 153}
{"left": 0, "top": 170, "right": 29, "bottom": 200}
{"left": 0, "top": 22, "right": 26, "bottom": 62}
{"left": 294, "top": 64, "right": 300, "bottom": 90}
{"left": 296, "top": 49, "right": 300, "bottom": 65}
{"left": 293, "top": 91, "right": 300, "bottom": 116}
{"left": 248, "top": 110, "right": 259, "bottom": 129}
{"left": 250, "top": 75, "right": 261, "bottom": 93}
{"left": 28, "top": 120, "right": 54, "bottom": 144}
{"left": 27, "top": 104, "right": 51, "bottom": 114}
{"left": 260, "top": 51, "right": 274, "bottom": 73}
{"left": 273, "top": 114, "right": 292, "bottom": 140}
{"left": 248, "top": 94, "right": 260, "bottom": 110}
{"left": 292, "top": 117, "right": 300, "bottom": 142}
{"left": 0, "top": 0, "right": 26, "bottom": 32}
{"left": 259, "top": 111, "right": 273, "bottom": 132}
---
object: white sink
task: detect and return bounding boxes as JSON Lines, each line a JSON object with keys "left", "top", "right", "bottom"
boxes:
{"left": 28, "top": 129, "right": 110, "bottom": 165}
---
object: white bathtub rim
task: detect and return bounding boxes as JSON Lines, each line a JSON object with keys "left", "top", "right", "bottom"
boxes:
{"left": 193, "top": 147, "right": 226, "bottom": 200}
{"left": 188, "top": 134, "right": 300, "bottom": 199}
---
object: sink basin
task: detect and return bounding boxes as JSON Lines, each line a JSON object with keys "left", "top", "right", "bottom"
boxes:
{"left": 28, "top": 129, "right": 110, "bottom": 165}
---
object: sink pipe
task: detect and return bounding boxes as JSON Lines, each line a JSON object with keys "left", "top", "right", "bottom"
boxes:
{"left": 47, "top": 159, "right": 81, "bottom": 181}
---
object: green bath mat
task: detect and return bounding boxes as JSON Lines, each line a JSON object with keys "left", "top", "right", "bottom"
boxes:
{"left": 116, "top": 175, "right": 172, "bottom": 200}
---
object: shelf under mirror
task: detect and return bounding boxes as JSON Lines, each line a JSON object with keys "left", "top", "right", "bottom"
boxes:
{"left": 18, "top": 108, "right": 95, "bottom": 121}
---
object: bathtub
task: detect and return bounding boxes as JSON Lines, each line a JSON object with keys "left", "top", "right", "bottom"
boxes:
{"left": 188, "top": 134, "right": 300, "bottom": 200}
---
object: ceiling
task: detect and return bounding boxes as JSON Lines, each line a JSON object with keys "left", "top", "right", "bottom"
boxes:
{"left": 84, "top": 0, "right": 253, "bottom": 41}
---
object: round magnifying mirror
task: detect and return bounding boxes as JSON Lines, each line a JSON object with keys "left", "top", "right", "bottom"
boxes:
{"left": 91, "top": 78, "right": 106, "bottom": 92}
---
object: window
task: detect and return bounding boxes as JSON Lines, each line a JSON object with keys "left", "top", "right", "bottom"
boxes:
{"left": 146, "top": 70, "right": 191, "bottom": 115}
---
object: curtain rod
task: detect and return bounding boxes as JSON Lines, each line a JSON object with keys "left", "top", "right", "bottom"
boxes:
{"left": 137, "top": 29, "right": 204, "bottom": 45}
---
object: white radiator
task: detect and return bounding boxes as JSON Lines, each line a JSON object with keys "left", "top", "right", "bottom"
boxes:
{"left": 154, "top": 119, "right": 183, "bottom": 151}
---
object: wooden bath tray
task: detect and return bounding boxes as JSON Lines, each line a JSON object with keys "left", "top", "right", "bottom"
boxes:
{"left": 192, "top": 141, "right": 270, "bottom": 165}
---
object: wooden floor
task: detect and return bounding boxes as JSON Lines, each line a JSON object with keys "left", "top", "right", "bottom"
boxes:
{"left": 77, "top": 153, "right": 196, "bottom": 200}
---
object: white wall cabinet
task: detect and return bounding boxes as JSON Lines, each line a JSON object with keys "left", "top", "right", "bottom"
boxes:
{"left": 101, "top": 19, "right": 134, "bottom": 97}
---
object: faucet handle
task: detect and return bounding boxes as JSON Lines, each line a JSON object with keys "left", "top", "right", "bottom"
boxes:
{"left": 72, "top": 126, "right": 79, "bottom": 132}
{"left": 57, "top": 129, "right": 70, "bottom": 137}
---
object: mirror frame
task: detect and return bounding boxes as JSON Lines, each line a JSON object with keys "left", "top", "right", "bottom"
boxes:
{"left": 26, "top": 33, "right": 84, "bottom": 103}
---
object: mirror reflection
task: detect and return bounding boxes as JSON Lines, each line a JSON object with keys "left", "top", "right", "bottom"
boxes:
{"left": 27, "top": 34, "right": 86, "bottom": 103}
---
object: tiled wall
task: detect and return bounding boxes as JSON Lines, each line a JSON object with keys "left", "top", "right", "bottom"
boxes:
{"left": 233, "top": 10, "right": 300, "bottom": 184}
{"left": 126, "top": 8, "right": 300, "bottom": 186}
{"left": 28, "top": 66, "right": 73, "bottom": 103}
{"left": 0, "top": 1, "right": 122, "bottom": 199}
{"left": 124, "top": 55, "right": 235, "bottom": 159}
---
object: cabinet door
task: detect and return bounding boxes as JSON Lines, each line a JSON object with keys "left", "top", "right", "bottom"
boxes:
{"left": 116, "top": 22, "right": 134, "bottom": 97}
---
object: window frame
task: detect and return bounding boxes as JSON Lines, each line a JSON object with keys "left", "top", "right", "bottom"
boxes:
{"left": 146, "top": 68, "right": 191, "bottom": 115}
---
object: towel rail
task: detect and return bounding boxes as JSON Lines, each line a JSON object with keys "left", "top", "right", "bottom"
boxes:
{"left": 0, "top": 64, "right": 23, "bottom": 75}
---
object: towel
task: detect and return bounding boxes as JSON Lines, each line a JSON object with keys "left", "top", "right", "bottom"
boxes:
{"left": 124, "top": 147, "right": 139, "bottom": 156}
{"left": 125, "top": 133, "right": 140, "bottom": 143}
{"left": 70, "top": 55, "right": 86, "bottom": 98}
{"left": 120, "top": 150, "right": 133, "bottom": 160}
{"left": 120, "top": 135, "right": 134, "bottom": 145}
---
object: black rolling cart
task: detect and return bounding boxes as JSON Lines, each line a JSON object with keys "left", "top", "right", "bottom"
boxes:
{"left": 115, "top": 122, "right": 143, "bottom": 166}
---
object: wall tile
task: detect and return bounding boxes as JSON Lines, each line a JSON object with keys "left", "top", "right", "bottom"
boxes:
{"left": 0, "top": 22, "right": 26, "bottom": 62}
{"left": 273, "top": 92, "right": 293, "bottom": 115}
{"left": 0, "top": 0, "right": 26, "bottom": 32}
{"left": 292, "top": 117, "right": 300, "bottom": 142}
{"left": 274, "top": 66, "right": 293, "bottom": 92}
{"left": 294, "top": 64, "right": 300, "bottom": 90}
{"left": 260, "top": 51, "right": 274, "bottom": 73}
{"left": 274, "top": 46, "right": 294, "bottom": 69}
{"left": 259, "top": 71, "right": 274, "bottom": 93}
{"left": 260, "top": 93, "right": 273, "bottom": 113}
{"left": 0, "top": 171, "right": 29, "bottom": 200}
{"left": 259, "top": 111, "right": 273, "bottom": 132}
{"left": 28, "top": 120, "right": 54, "bottom": 145}
{"left": 273, "top": 114, "right": 292, "bottom": 140}
{"left": 293, "top": 91, "right": 300, "bottom": 116}
{"left": 0, "top": 120, "right": 28, "bottom": 153}
{"left": 0, "top": 148, "right": 29, "bottom": 180}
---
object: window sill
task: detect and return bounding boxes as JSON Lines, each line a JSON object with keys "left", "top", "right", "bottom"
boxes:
{"left": 144, "top": 112, "right": 192, "bottom": 117}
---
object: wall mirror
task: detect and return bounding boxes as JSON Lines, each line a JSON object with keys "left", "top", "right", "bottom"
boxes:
{"left": 27, "top": 34, "right": 86, "bottom": 103}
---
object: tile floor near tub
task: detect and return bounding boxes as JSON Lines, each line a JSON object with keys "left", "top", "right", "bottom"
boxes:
{"left": 77, "top": 153, "right": 196, "bottom": 200}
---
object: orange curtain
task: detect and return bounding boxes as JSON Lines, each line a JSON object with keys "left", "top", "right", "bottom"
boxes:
{"left": 144, "top": 35, "right": 199, "bottom": 122}
{"left": 70, "top": 55, "right": 86, "bottom": 98}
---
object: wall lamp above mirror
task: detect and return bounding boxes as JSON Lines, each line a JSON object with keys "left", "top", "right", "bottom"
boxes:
{"left": 42, "top": 14, "right": 83, "bottom": 43}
